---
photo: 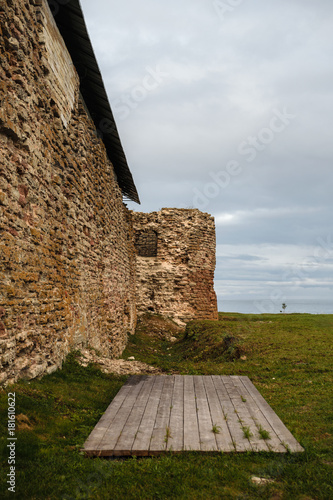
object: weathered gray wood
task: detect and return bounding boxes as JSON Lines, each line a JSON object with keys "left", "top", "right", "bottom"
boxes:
{"left": 202, "top": 376, "right": 235, "bottom": 452}
{"left": 131, "top": 376, "right": 166, "bottom": 456}
{"left": 193, "top": 376, "right": 218, "bottom": 451}
{"left": 149, "top": 376, "right": 175, "bottom": 454}
{"left": 222, "top": 376, "right": 269, "bottom": 452}
{"left": 183, "top": 375, "right": 201, "bottom": 451}
{"left": 113, "top": 376, "right": 155, "bottom": 456}
{"left": 212, "top": 376, "right": 251, "bottom": 452}
{"left": 83, "top": 375, "right": 304, "bottom": 456}
{"left": 167, "top": 375, "right": 184, "bottom": 452}
{"left": 231, "top": 376, "right": 287, "bottom": 453}
{"left": 98, "top": 376, "right": 146, "bottom": 455}
{"left": 239, "top": 376, "right": 304, "bottom": 453}
{"left": 83, "top": 376, "right": 141, "bottom": 455}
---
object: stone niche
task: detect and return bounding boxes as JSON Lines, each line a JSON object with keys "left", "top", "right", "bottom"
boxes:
{"left": 132, "top": 208, "right": 218, "bottom": 326}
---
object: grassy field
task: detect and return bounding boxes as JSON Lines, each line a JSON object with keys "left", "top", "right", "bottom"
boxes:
{"left": 0, "top": 313, "right": 332, "bottom": 499}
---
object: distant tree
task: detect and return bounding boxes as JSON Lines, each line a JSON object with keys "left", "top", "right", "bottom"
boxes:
{"left": 282, "top": 303, "right": 287, "bottom": 313}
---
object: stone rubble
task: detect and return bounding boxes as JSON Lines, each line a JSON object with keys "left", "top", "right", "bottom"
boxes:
{"left": 78, "top": 349, "right": 161, "bottom": 376}
{"left": 250, "top": 477, "right": 275, "bottom": 486}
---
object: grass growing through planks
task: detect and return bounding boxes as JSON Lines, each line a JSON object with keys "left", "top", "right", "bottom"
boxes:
{"left": 242, "top": 426, "right": 253, "bottom": 440}
{"left": 164, "top": 427, "right": 172, "bottom": 443}
{"left": 258, "top": 425, "right": 271, "bottom": 440}
{"left": 211, "top": 424, "right": 221, "bottom": 434}
{"left": 0, "top": 313, "right": 332, "bottom": 499}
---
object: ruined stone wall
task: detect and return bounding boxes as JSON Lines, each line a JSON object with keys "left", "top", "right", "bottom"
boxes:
{"left": 132, "top": 209, "right": 218, "bottom": 326}
{"left": 0, "top": 0, "right": 137, "bottom": 385}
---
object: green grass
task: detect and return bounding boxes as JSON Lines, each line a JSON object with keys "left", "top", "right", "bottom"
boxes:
{"left": 164, "top": 426, "right": 172, "bottom": 443}
{"left": 212, "top": 424, "right": 221, "bottom": 435}
{"left": 258, "top": 425, "right": 271, "bottom": 441}
{"left": 242, "top": 426, "right": 253, "bottom": 440}
{"left": 1, "top": 313, "right": 332, "bottom": 499}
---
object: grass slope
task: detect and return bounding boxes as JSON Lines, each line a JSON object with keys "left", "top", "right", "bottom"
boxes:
{"left": 0, "top": 313, "right": 332, "bottom": 499}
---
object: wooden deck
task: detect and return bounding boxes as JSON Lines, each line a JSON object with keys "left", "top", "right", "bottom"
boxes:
{"left": 83, "top": 375, "right": 304, "bottom": 456}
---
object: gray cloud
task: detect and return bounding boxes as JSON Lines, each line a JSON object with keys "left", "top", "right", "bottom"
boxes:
{"left": 81, "top": 0, "right": 333, "bottom": 306}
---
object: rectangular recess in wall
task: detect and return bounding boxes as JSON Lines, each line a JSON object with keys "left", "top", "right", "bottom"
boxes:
{"left": 135, "top": 230, "right": 158, "bottom": 257}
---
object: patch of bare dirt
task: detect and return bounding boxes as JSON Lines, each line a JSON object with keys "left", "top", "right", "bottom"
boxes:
{"left": 135, "top": 313, "right": 184, "bottom": 341}
{"left": 16, "top": 414, "right": 33, "bottom": 431}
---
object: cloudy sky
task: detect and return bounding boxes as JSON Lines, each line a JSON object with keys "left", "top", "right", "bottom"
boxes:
{"left": 80, "top": 0, "right": 333, "bottom": 311}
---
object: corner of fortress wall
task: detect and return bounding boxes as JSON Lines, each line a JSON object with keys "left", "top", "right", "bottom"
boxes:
{"left": 132, "top": 208, "right": 218, "bottom": 326}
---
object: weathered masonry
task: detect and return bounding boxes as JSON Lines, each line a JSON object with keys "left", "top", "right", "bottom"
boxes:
{"left": 133, "top": 209, "right": 218, "bottom": 326}
{"left": 0, "top": 0, "right": 139, "bottom": 385}
{"left": 0, "top": 1, "right": 218, "bottom": 385}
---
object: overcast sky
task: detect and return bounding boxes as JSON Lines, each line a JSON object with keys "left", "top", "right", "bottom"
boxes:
{"left": 80, "top": 0, "right": 333, "bottom": 310}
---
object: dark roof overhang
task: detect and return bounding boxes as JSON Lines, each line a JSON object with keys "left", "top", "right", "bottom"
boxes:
{"left": 47, "top": 0, "right": 140, "bottom": 204}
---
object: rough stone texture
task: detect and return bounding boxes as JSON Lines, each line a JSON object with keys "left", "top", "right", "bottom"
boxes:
{"left": 132, "top": 209, "right": 218, "bottom": 326}
{"left": 0, "top": 0, "right": 137, "bottom": 385}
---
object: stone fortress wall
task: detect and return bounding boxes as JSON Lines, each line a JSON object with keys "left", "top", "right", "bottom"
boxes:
{"left": 0, "top": 0, "right": 137, "bottom": 385}
{"left": 0, "top": 1, "right": 218, "bottom": 385}
{"left": 132, "top": 209, "right": 218, "bottom": 326}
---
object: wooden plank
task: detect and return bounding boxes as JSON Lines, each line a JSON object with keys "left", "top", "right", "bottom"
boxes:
{"left": 183, "top": 375, "right": 201, "bottom": 451}
{"left": 83, "top": 376, "right": 141, "bottom": 455}
{"left": 202, "top": 376, "right": 235, "bottom": 452}
{"left": 131, "top": 376, "right": 166, "bottom": 456}
{"left": 149, "top": 376, "right": 175, "bottom": 455}
{"left": 84, "top": 375, "right": 303, "bottom": 456}
{"left": 212, "top": 376, "right": 251, "bottom": 452}
{"left": 239, "top": 377, "right": 304, "bottom": 453}
{"left": 193, "top": 376, "right": 218, "bottom": 451}
{"left": 222, "top": 376, "right": 269, "bottom": 452}
{"left": 113, "top": 376, "right": 155, "bottom": 456}
{"left": 231, "top": 376, "right": 287, "bottom": 453}
{"left": 167, "top": 375, "right": 184, "bottom": 452}
{"left": 98, "top": 376, "right": 147, "bottom": 455}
